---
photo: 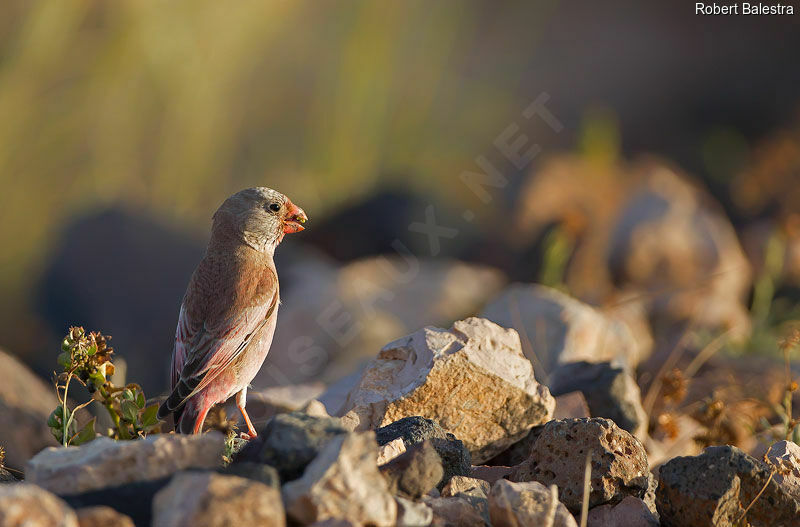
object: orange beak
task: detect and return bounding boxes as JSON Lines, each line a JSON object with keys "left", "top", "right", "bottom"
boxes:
{"left": 283, "top": 200, "right": 308, "bottom": 234}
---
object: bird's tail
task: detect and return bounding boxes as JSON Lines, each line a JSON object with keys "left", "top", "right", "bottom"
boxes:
{"left": 157, "top": 377, "right": 204, "bottom": 434}
{"left": 175, "top": 401, "right": 202, "bottom": 434}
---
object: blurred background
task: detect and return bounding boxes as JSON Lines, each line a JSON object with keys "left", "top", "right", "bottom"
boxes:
{"left": 2, "top": 0, "right": 800, "bottom": 442}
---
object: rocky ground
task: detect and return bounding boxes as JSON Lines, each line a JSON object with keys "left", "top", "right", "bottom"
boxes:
{"left": 3, "top": 155, "right": 800, "bottom": 525}
{"left": 1, "top": 312, "right": 799, "bottom": 526}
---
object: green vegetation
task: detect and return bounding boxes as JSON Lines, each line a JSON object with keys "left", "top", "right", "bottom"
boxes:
{"left": 48, "top": 326, "right": 161, "bottom": 446}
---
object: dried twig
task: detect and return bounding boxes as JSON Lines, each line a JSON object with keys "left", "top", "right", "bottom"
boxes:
{"left": 736, "top": 467, "right": 775, "bottom": 525}
{"left": 579, "top": 453, "right": 591, "bottom": 527}
{"left": 543, "top": 483, "right": 558, "bottom": 527}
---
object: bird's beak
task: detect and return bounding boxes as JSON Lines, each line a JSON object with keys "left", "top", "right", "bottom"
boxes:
{"left": 283, "top": 200, "right": 308, "bottom": 233}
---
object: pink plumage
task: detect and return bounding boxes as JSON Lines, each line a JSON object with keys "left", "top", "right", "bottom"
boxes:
{"left": 158, "top": 187, "right": 307, "bottom": 437}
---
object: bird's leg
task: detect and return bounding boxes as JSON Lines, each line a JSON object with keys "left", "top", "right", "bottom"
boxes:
{"left": 237, "top": 388, "right": 258, "bottom": 440}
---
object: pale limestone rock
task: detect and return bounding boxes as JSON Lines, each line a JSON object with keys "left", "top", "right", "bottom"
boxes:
{"left": 587, "top": 496, "right": 658, "bottom": 527}
{"left": 396, "top": 496, "right": 433, "bottom": 527}
{"left": 282, "top": 432, "right": 396, "bottom": 526}
{"left": 0, "top": 484, "right": 78, "bottom": 527}
{"left": 340, "top": 317, "right": 554, "bottom": 463}
{"left": 245, "top": 383, "right": 327, "bottom": 423}
{"left": 152, "top": 471, "right": 284, "bottom": 527}
{"left": 26, "top": 432, "right": 224, "bottom": 495}
{"left": 377, "top": 438, "right": 406, "bottom": 466}
{"left": 607, "top": 162, "right": 752, "bottom": 337}
{"left": 489, "top": 479, "right": 577, "bottom": 527}
{"left": 76, "top": 506, "right": 135, "bottom": 527}
{"left": 481, "top": 284, "right": 649, "bottom": 375}
{"left": 424, "top": 494, "right": 489, "bottom": 526}
{"left": 766, "top": 440, "right": 800, "bottom": 502}
{"left": 441, "top": 476, "right": 490, "bottom": 498}
{"left": 258, "top": 258, "right": 506, "bottom": 389}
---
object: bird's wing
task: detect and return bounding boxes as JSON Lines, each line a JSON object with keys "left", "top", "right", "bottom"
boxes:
{"left": 167, "top": 251, "right": 278, "bottom": 408}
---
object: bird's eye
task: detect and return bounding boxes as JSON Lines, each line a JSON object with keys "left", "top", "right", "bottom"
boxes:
{"left": 268, "top": 203, "right": 281, "bottom": 212}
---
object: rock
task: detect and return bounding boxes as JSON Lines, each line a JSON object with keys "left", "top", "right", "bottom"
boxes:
{"left": 232, "top": 411, "right": 348, "bottom": 483}
{"left": 657, "top": 445, "right": 800, "bottom": 527}
{"left": 643, "top": 472, "right": 659, "bottom": 520}
{"left": 282, "top": 431, "right": 396, "bottom": 526}
{"left": 549, "top": 361, "right": 648, "bottom": 440}
{"left": 0, "top": 349, "right": 59, "bottom": 469}
{"left": 489, "top": 479, "right": 577, "bottom": 527}
{"left": 26, "top": 433, "right": 224, "bottom": 495}
{"left": 481, "top": 284, "right": 649, "bottom": 375}
{"left": 483, "top": 425, "right": 542, "bottom": 467}
{"left": 469, "top": 466, "right": 514, "bottom": 486}
{"left": 152, "top": 471, "right": 285, "bottom": 527}
{"left": 608, "top": 161, "right": 752, "bottom": 336}
{"left": 587, "top": 496, "right": 658, "bottom": 527}
{"left": 375, "top": 417, "right": 471, "bottom": 486}
{"left": 424, "top": 494, "right": 489, "bottom": 526}
{"left": 377, "top": 438, "right": 406, "bottom": 466}
{"left": 340, "top": 318, "right": 555, "bottom": 463}
{"left": 425, "top": 473, "right": 491, "bottom": 526}
{"left": 217, "top": 462, "right": 280, "bottom": 488}
{"left": 62, "top": 477, "right": 171, "bottom": 527}
{"left": 380, "top": 441, "right": 444, "bottom": 499}
{"left": 767, "top": 440, "right": 800, "bottom": 501}
{"left": 553, "top": 391, "right": 591, "bottom": 419}
{"left": 396, "top": 496, "right": 433, "bottom": 527}
{"left": 301, "top": 399, "right": 331, "bottom": 418}
{"left": 258, "top": 257, "right": 506, "bottom": 389}
{"left": 512, "top": 418, "right": 649, "bottom": 512}
{"left": 76, "top": 506, "right": 135, "bottom": 527}
{"left": 441, "top": 477, "right": 490, "bottom": 498}
{"left": 309, "top": 521, "right": 357, "bottom": 527}
{"left": 244, "top": 383, "right": 327, "bottom": 423}
{"left": 34, "top": 210, "right": 207, "bottom": 396}
{"left": 318, "top": 370, "right": 367, "bottom": 417}
{"left": 0, "top": 483, "right": 78, "bottom": 527}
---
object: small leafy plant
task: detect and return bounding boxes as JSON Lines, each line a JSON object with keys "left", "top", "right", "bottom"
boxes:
{"left": 204, "top": 406, "right": 246, "bottom": 465}
{"left": 48, "top": 326, "right": 162, "bottom": 446}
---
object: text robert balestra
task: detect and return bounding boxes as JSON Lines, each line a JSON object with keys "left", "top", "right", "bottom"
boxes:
{"left": 696, "top": 2, "right": 795, "bottom": 14}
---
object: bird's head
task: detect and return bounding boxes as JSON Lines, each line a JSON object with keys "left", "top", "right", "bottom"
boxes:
{"left": 211, "top": 187, "right": 308, "bottom": 251}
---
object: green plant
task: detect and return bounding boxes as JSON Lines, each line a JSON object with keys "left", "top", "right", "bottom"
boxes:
{"left": 48, "top": 326, "right": 162, "bottom": 446}
{"left": 205, "top": 407, "right": 246, "bottom": 465}
{"left": 539, "top": 225, "right": 573, "bottom": 292}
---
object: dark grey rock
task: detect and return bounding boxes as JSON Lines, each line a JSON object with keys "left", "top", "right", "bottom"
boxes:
{"left": 549, "top": 361, "right": 646, "bottom": 437}
{"left": 657, "top": 445, "right": 800, "bottom": 527}
{"left": 61, "top": 476, "right": 171, "bottom": 527}
{"left": 484, "top": 425, "right": 543, "bottom": 467}
{"left": 380, "top": 441, "right": 444, "bottom": 499}
{"left": 217, "top": 462, "right": 279, "bottom": 488}
{"left": 375, "top": 416, "right": 471, "bottom": 488}
{"left": 231, "top": 411, "right": 348, "bottom": 483}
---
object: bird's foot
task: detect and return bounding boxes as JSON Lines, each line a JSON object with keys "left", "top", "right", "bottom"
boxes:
{"left": 240, "top": 431, "right": 258, "bottom": 440}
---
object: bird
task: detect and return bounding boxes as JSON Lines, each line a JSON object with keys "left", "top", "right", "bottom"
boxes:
{"left": 157, "top": 187, "right": 308, "bottom": 437}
